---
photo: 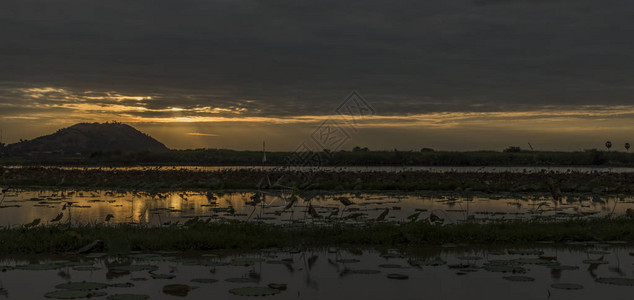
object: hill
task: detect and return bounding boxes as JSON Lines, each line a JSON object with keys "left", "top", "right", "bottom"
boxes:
{"left": 6, "top": 122, "right": 168, "bottom": 154}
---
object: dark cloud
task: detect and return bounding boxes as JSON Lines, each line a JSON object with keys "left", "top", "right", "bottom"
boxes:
{"left": 2, "top": 0, "right": 634, "bottom": 118}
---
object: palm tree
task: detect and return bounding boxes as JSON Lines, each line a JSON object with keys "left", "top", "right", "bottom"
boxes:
{"left": 606, "top": 141, "right": 612, "bottom": 151}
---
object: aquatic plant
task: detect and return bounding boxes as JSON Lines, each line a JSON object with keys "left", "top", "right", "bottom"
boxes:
{"left": 2, "top": 217, "right": 634, "bottom": 254}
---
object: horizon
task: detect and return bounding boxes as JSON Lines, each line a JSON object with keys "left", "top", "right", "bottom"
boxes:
{"left": 4, "top": 120, "right": 634, "bottom": 154}
{"left": 3, "top": 114, "right": 634, "bottom": 152}
{"left": 2, "top": 1, "right": 634, "bottom": 152}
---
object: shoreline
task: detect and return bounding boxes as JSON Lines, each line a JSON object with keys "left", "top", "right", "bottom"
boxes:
{"left": 2, "top": 166, "right": 634, "bottom": 193}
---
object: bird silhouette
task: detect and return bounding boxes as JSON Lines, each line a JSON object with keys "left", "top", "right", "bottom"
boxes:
{"left": 0, "top": 187, "right": 9, "bottom": 206}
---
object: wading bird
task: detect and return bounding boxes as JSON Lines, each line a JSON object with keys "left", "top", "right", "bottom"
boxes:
{"left": 337, "top": 196, "right": 354, "bottom": 217}
{"left": 0, "top": 187, "right": 9, "bottom": 206}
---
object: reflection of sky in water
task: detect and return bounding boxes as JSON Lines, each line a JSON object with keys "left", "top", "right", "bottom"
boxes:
{"left": 1, "top": 189, "right": 634, "bottom": 226}
{"left": 0, "top": 246, "right": 633, "bottom": 299}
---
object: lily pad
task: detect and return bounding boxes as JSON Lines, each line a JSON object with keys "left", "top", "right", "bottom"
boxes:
{"left": 551, "top": 283, "right": 584, "bottom": 290}
{"left": 548, "top": 265, "right": 579, "bottom": 271}
{"left": 191, "top": 278, "right": 218, "bottom": 284}
{"left": 512, "top": 258, "right": 557, "bottom": 266}
{"left": 73, "top": 266, "right": 101, "bottom": 271}
{"left": 484, "top": 265, "right": 526, "bottom": 273}
{"left": 44, "top": 290, "right": 106, "bottom": 299}
{"left": 16, "top": 264, "right": 60, "bottom": 270}
{"left": 55, "top": 282, "right": 108, "bottom": 291}
{"left": 63, "top": 262, "right": 95, "bottom": 267}
{"left": 109, "top": 265, "right": 158, "bottom": 272}
{"left": 266, "top": 260, "right": 293, "bottom": 265}
{"left": 336, "top": 259, "right": 360, "bottom": 264}
{"left": 231, "top": 257, "right": 265, "bottom": 266}
{"left": 162, "top": 284, "right": 196, "bottom": 297}
{"left": 85, "top": 253, "right": 108, "bottom": 258}
{"left": 109, "top": 283, "right": 134, "bottom": 288}
{"left": 502, "top": 276, "right": 535, "bottom": 282}
{"left": 596, "top": 277, "right": 634, "bottom": 286}
{"left": 582, "top": 259, "right": 608, "bottom": 265}
{"left": 410, "top": 258, "right": 446, "bottom": 266}
{"left": 155, "top": 250, "right": 180, "bottom": 254}
{"left": 225, "top": 278, "right": 259, "bottom": 283}
{"left": 199, "top": 261, "right": 228, "bottom": 267}
{"left": 267, "top": 283, "right": 287, "bottom": 290}
{"left": 378, "top": 264, "right": 402, "bottom": 269}
{"left": 386, "top": 273, "right": 409, "bottom": 280}
{"left": 128, "top": 254, "right": 162, "bottom": 260}
{"left": 507, "top": 249, "right": 543, "bottom": 255}
{"left": 457, "top": 256, "right": 483, "bottom": 260}
{"left": 106, "top": 295, "right": 149, "bottom": 300}
{"left": 228, "top": 287, "right": 281, "bottom": 296}
{"left": 586, "top": 250, "right": 610, "bottom": 255}
{"left": 151, "top": 273, "right": 176, "bottom": 279}
{"left": 1, "top": 266, "right": 13, "bottom": 272}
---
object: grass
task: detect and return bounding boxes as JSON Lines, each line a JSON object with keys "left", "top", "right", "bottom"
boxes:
{"left": 2, "top": 217, "right": 634, "bottom": 254}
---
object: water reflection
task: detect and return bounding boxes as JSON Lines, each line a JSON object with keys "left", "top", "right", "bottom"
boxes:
{"left": 2, "top": 189, "right": 634, "bottom": 226}
{"left": 0, "top": 245, "right": 633, "bottom": 299}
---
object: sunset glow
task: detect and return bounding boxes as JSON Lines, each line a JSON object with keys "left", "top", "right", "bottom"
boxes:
{"left": 2, "top": 0, "right": 634, "bottom": 152}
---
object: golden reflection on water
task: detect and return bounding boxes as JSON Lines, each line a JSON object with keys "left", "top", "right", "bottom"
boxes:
{"left": 1, "top": 189, "right": 633, "bottom": 226}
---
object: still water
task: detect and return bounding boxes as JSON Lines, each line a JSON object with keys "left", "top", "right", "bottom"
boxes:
{"left": 1, "top": 245, "right": 633, "bottom": 299}
{"left": 1, "top": 189, "right": 633, "bottom": 226}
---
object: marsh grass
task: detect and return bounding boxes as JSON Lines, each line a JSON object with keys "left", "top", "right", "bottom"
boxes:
{"left": 5, "top": 148, "right": 634, "bottom": 166}
{"left": 3, "top": 167, "right": 634, "bottom": 193}
{"left": 2, "top": 217, "right": 634, "bottom": 254}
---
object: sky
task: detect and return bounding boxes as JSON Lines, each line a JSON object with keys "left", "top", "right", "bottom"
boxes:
{"left": 2, "top": 0, "right": 634, "bottom": 151}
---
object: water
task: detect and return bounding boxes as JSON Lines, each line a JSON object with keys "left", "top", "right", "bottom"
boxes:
{"left": 1, "top": 245, "right": 633, "bottom": 299}
{"left": 1, "top": 189, "right": 633, "bottom": 226}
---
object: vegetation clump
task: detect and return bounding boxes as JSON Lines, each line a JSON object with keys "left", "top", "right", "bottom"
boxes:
{"left": 4, "top": 167, "right": 634, "bottom": 193}
{"left": 1, "top": 218, "right": 634, "bottom": 254}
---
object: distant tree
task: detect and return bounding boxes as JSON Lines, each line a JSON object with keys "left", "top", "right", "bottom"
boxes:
{"left": 586, "top": 149, "right": 605, "bottom": 165}
{"left": 626, "top": 143, "right": 630, "bottom": 152}
{"left": 503, "top": 146, "right": 521, "bottom": 153}
{"left": 420, "top": 148, "right": 435, "bottom": 152}
{"left": 606, "top": 141, "right": 612, "bottom": 151}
